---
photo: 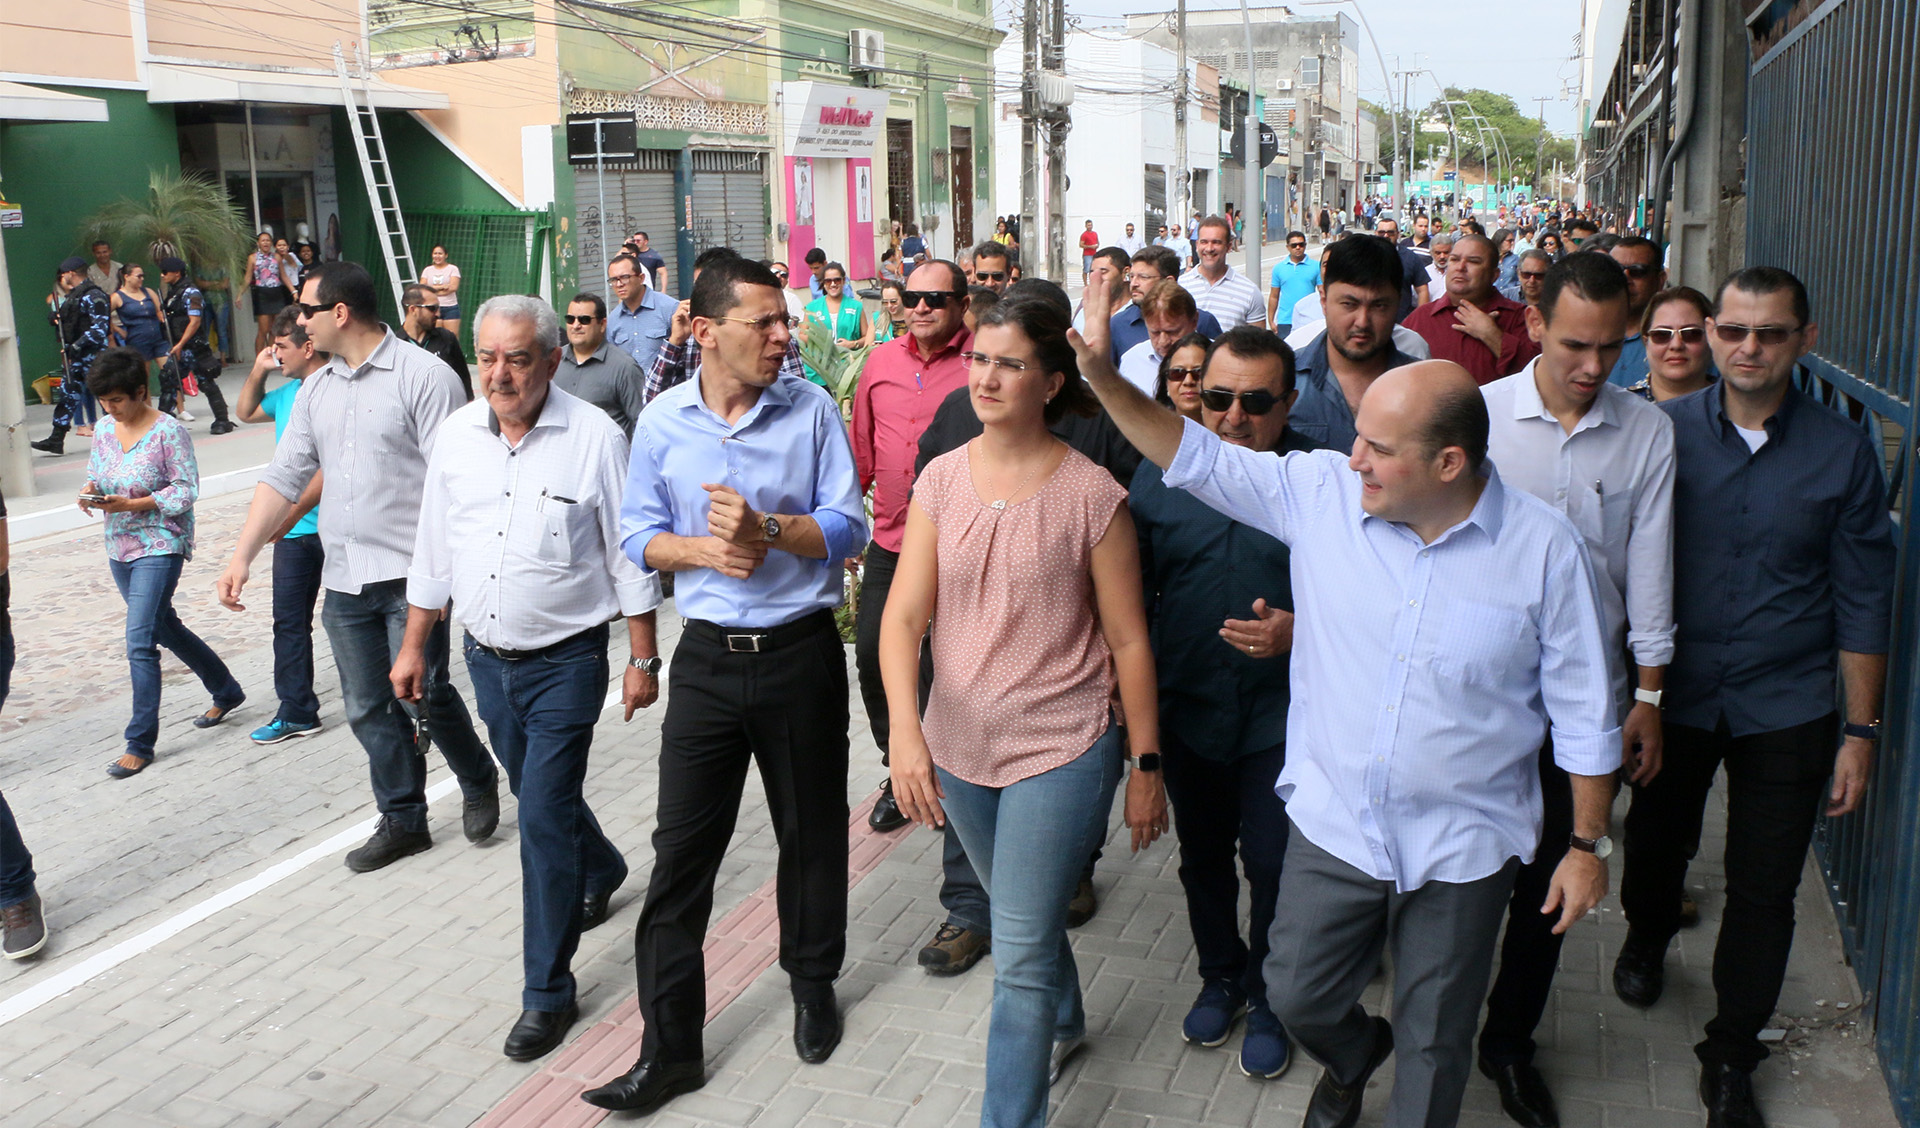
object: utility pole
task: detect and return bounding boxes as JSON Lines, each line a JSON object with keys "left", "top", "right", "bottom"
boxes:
{"left": 1238, "top": 0, "right": 1259, "bottom": 284}
{"left": 1530, "top": 95, "right": 1549, "bottom": 198}
{"left": 1044, "top": 0, "right": 1070, "bottom": 282}
{"left": 1173, "top": 0, "right": 1187, "bottom": 229}
{"left": 1020, "top": 0, "right": 1040, "bottom": 270}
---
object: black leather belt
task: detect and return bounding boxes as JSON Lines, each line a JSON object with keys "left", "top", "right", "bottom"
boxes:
{"left": 682, "top": 609, "right": 834, "bottom": 654}
{"left": 467, "top": 623, "right": 607, "bottom": 662}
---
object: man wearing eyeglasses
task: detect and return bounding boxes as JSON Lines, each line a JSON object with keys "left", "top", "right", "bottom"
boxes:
{"left": 1266, "top": 231, "right": 1319, "bottom": 339}
{"left": 606, "top": 253, "right": 676, "bottom": 374}
{"left": 1476, "top": 253, "right": 1676, "bottom": 1128}
{"left": 1114, "top": 247, "right": 1223, "bottom": 363}
{"left": 1127, "top": 325, "right": 1318, "bottom": 1082}
{"left": 402, "top": 283, "right": 472, "bottom": 399}
{"left": 555, "top": 293, "right": 646, "bottom": 438}
{"left": 850, "top": 261, "right": 973, "bottom": 861}
{"left": 1612, "top": 268, "right": 1893, "bottom": 1128}
{"left": 971, "top": 241, "right": 1012, "bottom": 295}
{"left": 1605, "top": 236, "right": 1667, "bottom": 388}
{"left": 588, "top": 257, "right": 867, "bottom": 1113}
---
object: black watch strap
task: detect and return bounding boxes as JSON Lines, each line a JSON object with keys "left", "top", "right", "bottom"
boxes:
{"left": 1134, "top": 752, "right": 1162, "bottom": 772}
{"left": 1843, "top": 720, "right": 1881, "bottom": 741}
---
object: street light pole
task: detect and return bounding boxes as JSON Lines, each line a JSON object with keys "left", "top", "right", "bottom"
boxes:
{"left": 1239, "top": 0, "right": 1260, "bottom": 284}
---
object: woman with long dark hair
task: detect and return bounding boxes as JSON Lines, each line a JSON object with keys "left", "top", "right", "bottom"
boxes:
{"left": 249, "top": 231, "right": 292, "bottom": 356}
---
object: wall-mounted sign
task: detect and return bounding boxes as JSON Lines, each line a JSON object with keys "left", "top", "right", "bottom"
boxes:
{"left": 0, "top": 201, "right": 21, "bottom": 228}
{"left": 781, "top": 82, "right": 889, "bottom": 160}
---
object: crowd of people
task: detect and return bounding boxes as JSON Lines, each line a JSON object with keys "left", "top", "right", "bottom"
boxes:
{"left": 0, "top": 202, "right": 1893, "bottom": 1128}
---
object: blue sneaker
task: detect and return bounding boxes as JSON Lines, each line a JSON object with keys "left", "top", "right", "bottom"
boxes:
{"left": 250, "top": 718, "right": 323, "bottom": 745}
{"left": 1239, "top": 1006, "right": 1292, "bottom": 1079}
{"left": 1182, "top": 978, "right": 1248, "bottom": 1047}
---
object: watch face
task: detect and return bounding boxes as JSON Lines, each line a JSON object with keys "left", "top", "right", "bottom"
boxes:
{"left": 1592, "top": 835, "right": 1614, "bottom": 859}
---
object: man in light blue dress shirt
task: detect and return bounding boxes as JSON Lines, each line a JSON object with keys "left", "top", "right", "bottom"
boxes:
{"left": 605, "top": 254, "right": 677, "bottom": 374}
{"left": 585, "top": 257, "right": 868, "bottom": 1115}
{"left": 1068, "top": 281, "right": 1620, "bottom": 1128}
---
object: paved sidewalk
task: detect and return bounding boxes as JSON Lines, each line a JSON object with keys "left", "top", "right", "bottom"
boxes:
{"left": 0, "top": 490, "right": 1900, "bottom": 1127}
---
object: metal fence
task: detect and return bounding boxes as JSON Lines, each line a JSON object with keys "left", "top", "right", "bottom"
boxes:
{"left": 1747, "top": 2, "right": 1920, "bottom": 1122}
{"left": 347, "top": 207, "right": 553, "bottom": 356}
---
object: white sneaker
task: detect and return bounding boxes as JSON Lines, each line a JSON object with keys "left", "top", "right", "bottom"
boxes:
{"left": 176, "top": 409, "right": 195, "bottom": 422}
{"left": 1048, "top": 1035, "right": 1085, "bottom": 1086}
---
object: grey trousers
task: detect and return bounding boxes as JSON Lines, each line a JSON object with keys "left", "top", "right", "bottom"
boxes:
{"left": 1265, "top": 825, "right": 1518, "bottom": 1128}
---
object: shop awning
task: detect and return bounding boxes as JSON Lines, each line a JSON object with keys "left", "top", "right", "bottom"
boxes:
{"left": 146, "top": 62, "right": 448, "bottom": 111}
{"left": 0, "top": 81, "right": 108, "bottom": 122}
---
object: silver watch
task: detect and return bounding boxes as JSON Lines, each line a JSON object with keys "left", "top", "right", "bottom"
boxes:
{"left": 629, "top": 656, "right": 663, "bottom": 676}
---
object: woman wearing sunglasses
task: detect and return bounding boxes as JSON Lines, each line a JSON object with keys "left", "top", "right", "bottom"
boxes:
{"left": 801, "top": 261, "right": 872, "bottom": 384}
{"left": 1628, "top": 286, "right": 1717, "bottom": 403}
{"left": 1154, "top": 332, "right": 1211, "bottom": 421}
{"left": 872, "top": 281, "right": 908, "bottom": 343}
{"left": 880, "top": 296, "right": 1167, "bottom": 1128}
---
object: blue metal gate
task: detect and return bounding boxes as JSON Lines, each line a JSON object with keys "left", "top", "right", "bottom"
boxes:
{"left": 1747, "top": 2, "right": 1920, "bottom": 1122}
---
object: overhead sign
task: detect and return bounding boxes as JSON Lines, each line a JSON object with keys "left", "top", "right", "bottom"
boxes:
{"left": 566, "top": 113, "right": 638, "bottom": 164}
{"left": 781, "top": 82, "right": 889, "bottom": 159}
{"left": 1227, "top": 122, "right": 1281, "bottom": 168}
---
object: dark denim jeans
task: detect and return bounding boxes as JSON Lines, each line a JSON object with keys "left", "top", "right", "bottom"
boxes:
{"left": 0, "top": 623, "right": 31, "bottom": 909}
{"left": 464, "top": 626, "right": 627, "bottom": 1012}
{"left": 110, "top": 554, "right": 244, "bottom": 761}
{"left": 319, "top": 579, "right": 496, "bottom": 833}
{"left": 270, "top": 534, "right": 325, "bottom": 725}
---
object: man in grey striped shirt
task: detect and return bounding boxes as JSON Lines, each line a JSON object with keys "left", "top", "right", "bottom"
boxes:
{"left": 1179, "top": 215, "right": 1268, "bottom": 331}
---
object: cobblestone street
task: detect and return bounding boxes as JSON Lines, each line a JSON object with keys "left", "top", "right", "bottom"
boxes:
{"left": 0, "top": 492, "right": 1900, "bottom": 1127}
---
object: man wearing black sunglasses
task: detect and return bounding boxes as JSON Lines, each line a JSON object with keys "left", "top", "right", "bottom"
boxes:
{"left": 1613, "top": 268, "right": 1893, "bottom": 1128}
{"left": 401, "top": 283, "right": 472, "bottom": 399}
{"left": 1605, "top": 236, "right": 1667, "bottom": 388}
{"left": 971, "top": 242, "right": 1012, "bottom": 295}
{"left": 555, "top": 292, "right": 646, "bottom": 438}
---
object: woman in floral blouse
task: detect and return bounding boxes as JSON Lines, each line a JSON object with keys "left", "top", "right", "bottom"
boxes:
{"left": 80, "top": 348, "right": 244, "bottom": 779}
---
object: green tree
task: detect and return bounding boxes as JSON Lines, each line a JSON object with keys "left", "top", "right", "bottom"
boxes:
{"left": 79, "top": 169, "right": 254, "bottom": 282}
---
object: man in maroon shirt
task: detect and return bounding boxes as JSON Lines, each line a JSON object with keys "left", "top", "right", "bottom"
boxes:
{"left": 1401, "top": 233, "right": 1539, "bottom": 385}
{"left": 849, "top": 260, "right": 973, "bottom": 840}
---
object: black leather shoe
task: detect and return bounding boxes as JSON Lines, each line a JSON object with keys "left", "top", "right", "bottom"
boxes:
{"left": 580, "top": 1058, "right": 705, "bottom": 1112}
{"left": 868, "top": 780, "right": 910, "bottom": 833}
{"left": 1699, "top": 1063, "right": 1766, "bottom": 1128}
{"left": 582, "top": 886, "right": 616, "bottom": 932}
{"left": 29, "top": 431, "right": 64, "bottom": 456}
{"left": 345, "top": 816, "right": 432, "bottom": 873}
{"left": 1304, "top": 1016, "right": 1393, "bottom": 1128}
{"left": 193, "top": 699, "right": 243, "bottom": 728}
{"left": 209, "top": 420, "right": 235, "bottom": 435}
{"left": 503, "top": 1003, "right": 578, "bottom": 1062}
{"left": 1479, "top": 1058, "right": 1559, "bottom": 1127}
{"left": 794, "top": 996, "right": 842, "bottom": 1063}
{"left": 463, "top": 779, "right": 500, "bottom": 843}
{"left": 1612, "top": 935, "right": 1667, "bottom": 1009}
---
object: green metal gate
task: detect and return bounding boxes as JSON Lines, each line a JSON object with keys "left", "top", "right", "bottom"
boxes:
{"left": 346, "top": 206, "right": 553, "bottom": 357}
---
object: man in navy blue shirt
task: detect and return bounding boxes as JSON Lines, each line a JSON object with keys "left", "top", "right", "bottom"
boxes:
{"left": 587, "top": 257, "right": 868, "bottom": 1114}
{"left": 1612, "top": 267, "right": 1894, "bottom": 1128}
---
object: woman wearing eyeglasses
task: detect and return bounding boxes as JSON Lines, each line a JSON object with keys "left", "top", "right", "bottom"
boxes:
{"left": 1154, "top": 332, "right": 1210, "bottom": 421}
{"left": 801, "top": 261, "right": 871, "bottom": 385}
{"left": 1628, "top": 286, "right": 1718, "bottom": 403}
{"left": 1538, "top": 231, "right": 1565, "bottom": 261}
{"left": 881, "top": 296, "right": 1167, "bottom": 1128}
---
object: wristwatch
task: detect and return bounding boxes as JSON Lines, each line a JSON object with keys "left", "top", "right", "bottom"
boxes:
{"left": 629, "top": 656, "right": 663, "bottom": 677}
{"left": 1134, "top": 752, "right": 1162, "bottom": 773}
{"left": 1569, "top": 833, "right": 1614, "bottom": 859}
{"left": 1843, "top": 720, "right": 1882, "bottom": 742}
{"left": 1632, "top": 687, "right": 1663, "bottom": 708}
{"left": 762, "top": 513, "right": 783, "bottom": 542}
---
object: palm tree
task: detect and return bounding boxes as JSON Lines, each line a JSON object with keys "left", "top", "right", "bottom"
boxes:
{"left": 78, "top": 169, "right": 253, "bottom": 281}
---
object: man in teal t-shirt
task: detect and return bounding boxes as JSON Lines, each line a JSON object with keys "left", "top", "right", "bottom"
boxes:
{"left": 235, "top": 309, "right": 328, "bottom": 745}
{"left": 1266, "top": 230, "right": 1321, "bottom": 338}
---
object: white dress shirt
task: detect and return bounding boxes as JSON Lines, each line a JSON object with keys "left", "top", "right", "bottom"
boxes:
{"left": 1117, "top": 339, "right": 1163, "bottom": 396}
{"left": 1482, "top": 362, "right": 1677, "bottom": 712}
{"left": 407, "top": 386, "right": 661, "bottom": 649}
{"left": 1163, "top": 421, "right": 1620, "bottom": 891}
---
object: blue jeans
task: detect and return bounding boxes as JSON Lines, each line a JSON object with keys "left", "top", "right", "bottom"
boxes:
{"left": 937, "top": 722, "right": 1123, "bottom": 1128}
{"left": 270, "top": 534, "right": 325, "bottom": 725}
{"left": 464, "top": 626, "right": 627, "bottom": 1012}
{"left": 320, "top": 579, "right": 497, "bottom": 833}
{"left": 0, "top": 623, "right": 32, "bottom": 908}
{"left": 110, "top": 554, "right": 244, "bottom": 761}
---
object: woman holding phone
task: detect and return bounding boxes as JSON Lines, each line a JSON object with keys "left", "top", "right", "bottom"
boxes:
{"left": 79, "top": 347, "right": 244, "bottom": 779}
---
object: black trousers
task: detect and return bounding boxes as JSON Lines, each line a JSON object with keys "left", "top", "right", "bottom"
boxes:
{"left": 852, "top": 541, "right": 930, "bottom": 763}
{"left": 1478, "top": 740, "right": 1573, "bottom": 1066}
{"left": 1619, "top": 713, "right": 1837, "bottom": 1069}
{"left": 634, "top": 611, "right": 850, "bottom": 1064}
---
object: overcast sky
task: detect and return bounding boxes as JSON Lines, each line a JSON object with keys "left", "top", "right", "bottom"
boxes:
{"left": 1062, "top": 0, "right": 1588, "bottom": 134}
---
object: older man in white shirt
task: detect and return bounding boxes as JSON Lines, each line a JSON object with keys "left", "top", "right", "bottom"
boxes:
{"left": 1068, "top": 279, "right": 1620, "bottom": 1128}
{"left": 393, "top": 294, "right": 664, "bottom": 1065}
{"left": 1475, "top": 253, "right": 1675, "bottom": 1128}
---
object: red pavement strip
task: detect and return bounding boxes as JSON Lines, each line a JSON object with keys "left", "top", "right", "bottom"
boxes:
{"left": 477, "top": 786, "right": 910, "bottom": 1128}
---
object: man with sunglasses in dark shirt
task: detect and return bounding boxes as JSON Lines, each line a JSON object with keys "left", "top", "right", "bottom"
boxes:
{"left": 1613, "top": 267, "right": 1893, "bottom": 1128}
{"left": 1605, "top": 236, "right": 1666, "bottom": 387}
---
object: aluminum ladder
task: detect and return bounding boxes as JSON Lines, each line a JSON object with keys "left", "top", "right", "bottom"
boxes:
{"left": 333, "top": 41, "right": 416, "bottom": 308}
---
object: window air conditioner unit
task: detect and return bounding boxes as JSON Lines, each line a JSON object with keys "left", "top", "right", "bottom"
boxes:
{"left": 850, "top": 29, "right": 885, "bottom": 71}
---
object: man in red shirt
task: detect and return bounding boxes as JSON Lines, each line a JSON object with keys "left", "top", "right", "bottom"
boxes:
{"left": 1079, "top": 220, "right": 1100, "bottom": 283}
{"left": 1401, "top": 233, "right": 1539, "bottom": 385}
{"left": 850, "top": 260, "right": 973, "bottom": 840}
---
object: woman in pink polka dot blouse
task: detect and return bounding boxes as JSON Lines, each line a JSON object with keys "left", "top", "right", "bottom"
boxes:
{"left": 878, "top": 296, "right": 1169, "bottom": 1128}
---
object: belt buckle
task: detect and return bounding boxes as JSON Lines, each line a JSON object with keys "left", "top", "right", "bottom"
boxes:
{"left": 725, "top": 633, "right": 764, "bottom": 653}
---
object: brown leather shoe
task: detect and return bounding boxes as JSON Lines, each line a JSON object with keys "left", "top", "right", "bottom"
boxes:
{"left": 2, "top": 893, "right": 48, "bottom": 960}
{"left": 917, "top": 923, "right": 989, "bottom": 975}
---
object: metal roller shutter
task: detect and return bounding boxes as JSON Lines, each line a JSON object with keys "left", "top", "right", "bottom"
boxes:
{"left": 690, "top": 150, "right": 767, "bottom": 263}
{"left": 573, "top": 150, "right": 675, "bottom": 298}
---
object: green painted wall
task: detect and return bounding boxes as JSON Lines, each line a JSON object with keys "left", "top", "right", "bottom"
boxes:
{"left": 1, "top": 89, "right": 182, "bottom": 389}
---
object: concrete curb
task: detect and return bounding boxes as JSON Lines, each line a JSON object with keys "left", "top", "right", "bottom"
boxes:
{"left": 9, "top": 461, "right": 267, "bottom": 544}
